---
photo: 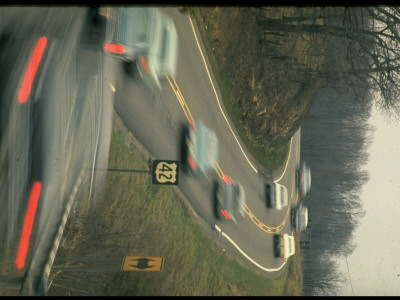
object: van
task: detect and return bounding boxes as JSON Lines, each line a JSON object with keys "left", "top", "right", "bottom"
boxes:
{"left": 103, "top": 7, "right": 178, "bottom": 90}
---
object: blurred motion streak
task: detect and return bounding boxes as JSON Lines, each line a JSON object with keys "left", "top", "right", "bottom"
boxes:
{"left": 17, "top": 36, "right": 47, "bottom": 103}
{"left": 103, "top": 43, "right": 125, "bottom": 54}
{"left": 15, "top": 181, "right": 42, "bottom": 270}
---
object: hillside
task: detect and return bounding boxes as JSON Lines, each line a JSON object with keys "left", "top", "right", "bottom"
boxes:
{"left": 190, "top": 6, "right": 326, "bottom": 169}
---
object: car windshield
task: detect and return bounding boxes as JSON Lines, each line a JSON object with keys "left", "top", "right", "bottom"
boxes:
{"left": 225, "top": 183, "right": 243, "bottom": 214}
{"left": 299, "top": 207, "right": 308, "bottom": 229}
{"left": 232, "top": 184, "right": 242, "bottom": 211}
{"left": 159, "top": 26, "right": 168, "bottom": 63}
{"left": 280, "top": 186, "right": 286, "bottom": 201}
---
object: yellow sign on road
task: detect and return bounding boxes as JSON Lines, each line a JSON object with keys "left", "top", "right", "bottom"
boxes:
{"left": 121, "top": 256, "right": 164, "bottom": 272}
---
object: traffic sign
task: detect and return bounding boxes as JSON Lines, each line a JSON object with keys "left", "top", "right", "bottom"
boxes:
{"left": 121, "top": 256, "right": 164, "bottom": 271}
{"left": 152, "top": 160, "right": 179, "bottom": 185}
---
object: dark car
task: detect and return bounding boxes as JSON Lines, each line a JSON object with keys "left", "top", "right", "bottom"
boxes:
{"left": 215, "top": 177, "right": 246, "bottom": 223}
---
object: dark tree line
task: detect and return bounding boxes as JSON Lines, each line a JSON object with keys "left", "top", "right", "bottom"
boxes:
{"left": 255, "top": 7, "right": 396, "bottom": 294}
{"left": 300, "top": 85, "right": 373, "bottom": 295}
{"left": 257, "top": 6, "right": 400, "bottom": 118}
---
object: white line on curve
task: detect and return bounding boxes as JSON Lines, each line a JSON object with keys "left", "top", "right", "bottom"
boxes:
{"left": 274, "top": 137, "right": 293, "bottom": 183}
{"left": 215, "top": 224, "right": 286, "bottom": 272}
{"left": 188, "top": 16, "right": 258, "bottom": 174}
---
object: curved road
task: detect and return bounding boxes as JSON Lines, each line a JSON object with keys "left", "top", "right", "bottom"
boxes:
{"left": 112, "top": 7, "right": 301, "bottom": 276}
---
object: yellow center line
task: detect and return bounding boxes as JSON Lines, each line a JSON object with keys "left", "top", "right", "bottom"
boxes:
{"left": 215, "top": 163, "right": 225, "bottom": 180}
{"left": 244, "top": 172, "right": 295, "bottom": 234}
{"left": 166, "top": 74, "right": 192, "bottom": 124}
{"left": 166, "top": 72, "right": 295, "bottom": 235}
{"left": 166, "top": 73, "right": 196, "bottom": 126}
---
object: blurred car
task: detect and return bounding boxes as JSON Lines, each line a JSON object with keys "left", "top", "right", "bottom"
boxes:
{"left": 182, "top": 119, "right": 219, "bottom": 176}
{"left": 0, "top": 30, "right": 53, "bottom": 270}
{"left": 291, "top": 201, "right": 309, "bottom": 232}
{"left": 265, "top": 182, "right": 288, "bottom": 210}
{"left": 274, "top": 233, "right": 295, "bottom": 259}
{"left": 103, "top": 6, "right": 178, "bottom": 90}
{"left": 296, "top": 161, "right": 311, "bottom": 197}
{"left": 215, "top": 177, "right": 246, "bottom": 223}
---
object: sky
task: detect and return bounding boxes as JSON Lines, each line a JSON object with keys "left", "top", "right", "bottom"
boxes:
{"left": 337, "top": 103, "right": 400, "bottom": 296}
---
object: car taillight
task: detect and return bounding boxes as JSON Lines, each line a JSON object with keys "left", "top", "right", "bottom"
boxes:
{"left": 281, "top": 254, "right": 285, "bottom": 258}
{"left": 221, "top": 209, "right": 231, "bottom": 220}
{"left": 140, "top": 57, "right": 150, "bottom": 74}
{"left": 188, "top": 154, "right": 196, "bottom": 170}
{"left": 190, "top": 120, "right": 198, "bottom": 132}
{"left": 15, "top": 181, "right": 42, "bottom": 270}
{"left": 224, "top": 175, "right": 232, "bottom": 185}
{"left": 18, "top": 36, "right": 48, "bottom": 103}
{"left": 280, "top": 235, "right": 284, "bottom": 238}
{"left": 103, "top": 43, "right": 126, "bottom": 54}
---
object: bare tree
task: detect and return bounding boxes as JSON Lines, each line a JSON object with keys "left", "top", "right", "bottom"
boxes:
{"left": 258, "top": 6, "right": 400, "bottom": 117}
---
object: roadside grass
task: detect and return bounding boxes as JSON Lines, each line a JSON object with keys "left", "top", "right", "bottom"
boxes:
{"left": 48, "top": 127, "right": 294, "bottom": 296}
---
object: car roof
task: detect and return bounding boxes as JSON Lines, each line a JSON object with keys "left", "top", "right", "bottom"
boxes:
{"left": 193, "top": 120, "right": 219, "bottom": 173}
{"left": 106, "top": 7, "right": 157, "bottom": 52}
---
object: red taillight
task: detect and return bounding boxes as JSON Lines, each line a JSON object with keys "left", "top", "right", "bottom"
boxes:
{"left": 224, "top": 175, "right": 232, "bottom": 185}
{"left": 140, "top": 57, "right": 150, "bottom": 74}
{"left": 188, "top": 154, "right": 196, "bottom": 170}
{"left": 15, "top": 181, "right": 42, "bottom": 270}
{"left": 280, "top": 235, "right": 284, "bottom": 238}
{"left": 18, "top": 36, "right": 47, "bottom": 103}
{"left": 281, "top": 254, "right": 285, "bottom": 258}
{"left": 301, "top": 172, "right": 304, "bottom": 183}
{"left": 190, "top": 120, "right": 198, "bottom": 132}
{"left": 221, "top": 209, "right": 231, "bottom": 220}
{"left": 103, "top": 43, "right": 126, "bottom": 54}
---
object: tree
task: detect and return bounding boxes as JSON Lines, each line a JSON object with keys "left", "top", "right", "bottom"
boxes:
{"left": 258, "top": 6, "right": 400, "bottom": 117}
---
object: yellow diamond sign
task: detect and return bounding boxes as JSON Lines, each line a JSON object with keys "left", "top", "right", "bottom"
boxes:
{"left": 121, "top": 256, "right": 164, "bottom": 271}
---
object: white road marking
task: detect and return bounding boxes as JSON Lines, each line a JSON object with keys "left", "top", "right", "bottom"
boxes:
{"left": 189, "top": 16, "right": 258, "bottom": 174}
{"left": 109, "top": 81, "right": 116, "bottom": 93}
{"left": 274, "top": 137, "right": 293, "bottom": 183}
{"left": 215, "top": 224, "right": 286, "bottom": 272}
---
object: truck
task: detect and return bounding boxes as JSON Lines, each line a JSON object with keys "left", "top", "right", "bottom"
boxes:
{"left": 274, "top": 233, "right": 295, "bottom": 259}
{"left": 265, "top": 182, "right": 288, "bottom": 210}
{"left": 102, "top": 7, "right": 178, "bottom": 90}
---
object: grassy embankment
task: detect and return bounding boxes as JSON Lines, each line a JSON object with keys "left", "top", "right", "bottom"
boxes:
{"left": 47, "top": 126, "right": 301, "bottom": 295}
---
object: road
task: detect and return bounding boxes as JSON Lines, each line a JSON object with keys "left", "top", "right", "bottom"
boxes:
{"left": 0, "top": 7, "right": 113, "bottom": 295}
{"left": 112, "top": 7, "right": 301, "bottom": 275}
{"left": 0, "top": 6, "right": 301, "bottom": 295}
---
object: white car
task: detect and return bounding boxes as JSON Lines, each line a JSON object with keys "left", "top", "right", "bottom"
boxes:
{"left": 291, "top": 201, "right": 309, "bottom": 232}
{"left": 265, "top": 182, "right": 288, "bottom": 210}
{"left": 274, "top": 233, "right": 295, "bottom": 259}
